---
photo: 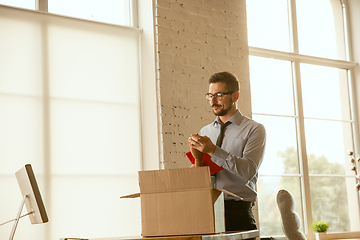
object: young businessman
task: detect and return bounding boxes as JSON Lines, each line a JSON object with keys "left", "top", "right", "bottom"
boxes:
{"left": 188, "top": 71, "right": 266, "bottom": 233}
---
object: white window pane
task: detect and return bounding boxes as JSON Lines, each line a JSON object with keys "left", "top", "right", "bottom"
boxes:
{"left": 310, "top": 176, "right": 360, "bottom": 232}
{"left": 258, "top": 176, "right": 303, "bottom": 236}
{"left": 0, "top": 96, "right": 44, "bottom": 174}
{"left": 304, "top": 119, "right": 353, "bottom": 175}
{"left": 48, "top": 21, "right": 140, "bottom": 103}
{"left": 51, "top": 100, "right": 141, "bottom": 175}
{"left": 246, "top": 0, "right": 290, "bottom": 52}
{"left": 250, "top": 56, "right": 295, "bottom": 116}
{"left": 0, "top": 13, "right": 42, "bottom": 96}
{"left": 296, "top": 0, "right": 345, "bottom": 60}
{"left": 49, "top": 0, "right": 130, "bottom": 26}
{"left": 0, "top": 0, "right": 35, "bottom": 10}
{"left": 253, "top": 115, "right": 298, "bottom": 175}
{"left": 51, "top": 176, "right": 141, "bottom": 239}
{"left": 301, "top": 64, "right": 350, "bottom": 120}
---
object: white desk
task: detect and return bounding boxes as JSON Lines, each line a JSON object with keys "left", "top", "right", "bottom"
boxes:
{"left": 89, "top": 230, "right": 259, "bottom": 240}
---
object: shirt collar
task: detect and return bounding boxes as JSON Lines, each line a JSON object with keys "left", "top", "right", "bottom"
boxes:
{"left": 214, "top": 109, "right": 244, "bottom": 126}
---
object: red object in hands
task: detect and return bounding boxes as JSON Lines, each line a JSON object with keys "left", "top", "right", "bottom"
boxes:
{"left": 186, "top": 152, "right": 224, "bottom": 175}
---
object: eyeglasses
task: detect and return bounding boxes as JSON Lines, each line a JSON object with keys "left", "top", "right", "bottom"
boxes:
{"left": 205, "top": 92, "right": 234, "bottom": 101}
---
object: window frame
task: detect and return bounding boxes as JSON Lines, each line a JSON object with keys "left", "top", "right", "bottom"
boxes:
{"left": 0, "top": 0, "right": 160, "bottom": 239}
{"left": 248, "top": 0, "right": 360, "bottom": 238}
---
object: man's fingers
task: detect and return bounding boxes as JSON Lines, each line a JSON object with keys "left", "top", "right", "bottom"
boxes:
{"left": 190, "top": 133, "right": 200, "bottom": 141}
{"left": 189, "top": 134, "right": 202, "bottom": 144}
{"left": 188, "top": 137, "right": 196, "bottom": 146}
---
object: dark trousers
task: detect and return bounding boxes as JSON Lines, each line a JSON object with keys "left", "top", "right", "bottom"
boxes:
{"left": 224, "top": 200, "right": 257, "bottom": 239}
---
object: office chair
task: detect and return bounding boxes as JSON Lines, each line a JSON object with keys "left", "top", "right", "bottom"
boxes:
{"left": 276, "top": 189, "right": 307, "bottom": 240}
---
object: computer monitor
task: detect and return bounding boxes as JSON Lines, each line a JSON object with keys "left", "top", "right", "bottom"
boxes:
{"left": 15, "top": 164, "right": 49, "bottom": 224}
{"left": 0, "top": 164, "right": 48, "bottom": 240}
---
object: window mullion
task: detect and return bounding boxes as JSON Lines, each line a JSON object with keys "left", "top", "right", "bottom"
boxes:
{"left": 348, "top": 67, "right": 360, "bottom": 228}
{"left": 130, "top": 0, "right": 138, "bottom": 28}
{"left": 40, "top": 20, "right": 51, "bottom": 240}
{"left": 288, "top": 0, "right": 313, "bottom": 235}
{"left": 343, "top": 1, "right": 360, "bottom": 166}
{"left": 35, "top": 0, "right": 48, "bottom": 12}
{"left": 288, "top": 0, "right": 299, "bottom": 54}
{"left": 292, "top": 60, "right": 313, "bottom": 235}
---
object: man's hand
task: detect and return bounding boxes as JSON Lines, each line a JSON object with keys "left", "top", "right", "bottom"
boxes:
{"left": 188, "top": 134, "right": 216, "bottom": 157}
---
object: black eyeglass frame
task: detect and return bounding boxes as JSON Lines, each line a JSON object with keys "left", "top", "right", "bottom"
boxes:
{"left": 205, "top": 91, "right": 235, "bottom": 101}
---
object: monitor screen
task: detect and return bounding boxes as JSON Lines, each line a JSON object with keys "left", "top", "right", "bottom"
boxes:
{"left": 15, "top": 164, "right": 49, "bottom": 224}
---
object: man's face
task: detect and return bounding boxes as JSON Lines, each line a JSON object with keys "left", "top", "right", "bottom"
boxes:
{"left": 208, "top": 82, "right": 234, "bottom": 116}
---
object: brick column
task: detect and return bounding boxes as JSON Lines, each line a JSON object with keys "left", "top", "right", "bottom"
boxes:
{"left": 155, "top": 0, "right": 251, "bottom": 169}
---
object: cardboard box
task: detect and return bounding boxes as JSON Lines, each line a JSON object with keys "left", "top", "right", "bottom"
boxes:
{"left": 122, "top": 167, "right": 230, "bottom": 237}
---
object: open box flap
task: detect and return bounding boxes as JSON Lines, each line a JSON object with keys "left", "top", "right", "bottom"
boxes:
{"left": 120, "top": 193, "right": 140, "bottom": 199}
{"left": 120, "top": 167, "right": 243, "bottom": 201}
{"left": 121, "top": 189, "right": 243, "bottom": 201}
{"left": 216, "top": 188, "right": 243, "bottom": 201}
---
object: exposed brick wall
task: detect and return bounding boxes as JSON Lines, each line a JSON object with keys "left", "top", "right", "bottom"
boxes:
{"left": 155, "top": 0, "right": 251, "bottom": 169}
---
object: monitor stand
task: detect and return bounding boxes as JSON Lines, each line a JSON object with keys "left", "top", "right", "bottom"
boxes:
{"left": 0, "top": 195, "right": 34, "bottom": 240}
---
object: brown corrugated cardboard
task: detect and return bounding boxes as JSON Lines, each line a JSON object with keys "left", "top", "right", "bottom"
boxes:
{"left": 121, "top": 167, "right": 227, "bottom": 237}
{"left": 140, "top": 188, "right": 224, "bottom": 236}
{"left": 138, "top": 167, "right": 212, "bottom": 193}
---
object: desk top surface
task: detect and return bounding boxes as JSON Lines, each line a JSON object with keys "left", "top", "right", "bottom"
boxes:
{"left": 84, "top": 230, "right": 259, "bottom": 240}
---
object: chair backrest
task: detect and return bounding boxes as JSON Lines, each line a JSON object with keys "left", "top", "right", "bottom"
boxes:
{"left": 276, "top": 189, "right": 307, "bottom": 240}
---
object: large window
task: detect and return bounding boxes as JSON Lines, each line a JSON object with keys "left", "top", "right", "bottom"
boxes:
{"left": 0, "top": 3, "right": 143, "bottom": 240}
{"left": 247, "top": 0, "right": 359, "bottom": 238}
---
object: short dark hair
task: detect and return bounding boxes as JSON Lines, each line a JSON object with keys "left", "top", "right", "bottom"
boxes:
{"left": 208, "top": 71, "right": 239, "bottom": 92}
